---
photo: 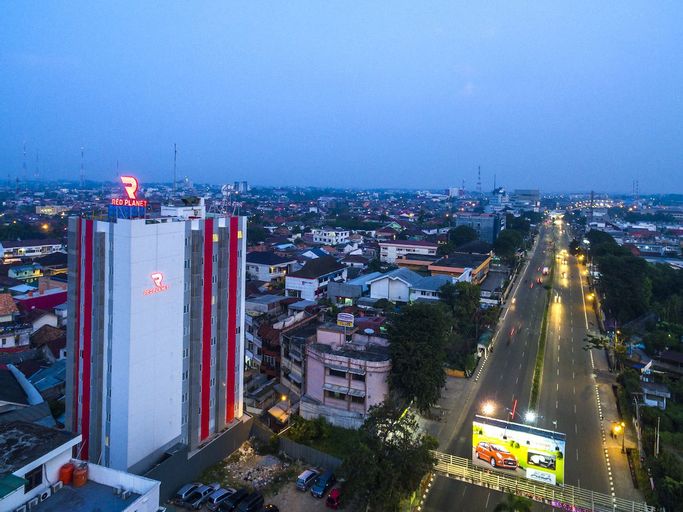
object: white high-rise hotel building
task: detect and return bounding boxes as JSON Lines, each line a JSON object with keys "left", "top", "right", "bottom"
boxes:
{"left": 66, "top": 182, "right": 246, "bottom": 472}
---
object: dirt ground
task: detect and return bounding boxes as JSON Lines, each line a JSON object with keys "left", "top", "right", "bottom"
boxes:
{"left": 170, "top": 441, "right": 343, "bottom": 512}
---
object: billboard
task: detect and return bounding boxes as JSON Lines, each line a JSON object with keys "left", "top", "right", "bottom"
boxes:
{"left": 472, "top": 415, "right": 566, "bottom": 485}
{"left": 336, "top": 313, "right": 354, "bottom": 328}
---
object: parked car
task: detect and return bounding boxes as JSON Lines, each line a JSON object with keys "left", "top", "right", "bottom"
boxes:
{"left": 206, "top": 488, "right": 237, "bottom": 511}
{"left": 187, "top": 483, "right": 221, "bottom": 509}
{"left": 325, "top": 487, "right": 342, "bottom": 509}
{"left": 296, "top": 469, "right": 319, "bottom": 491}
{"left": 475, "top": 441, "right": 518, "bottom": 469}
{"left": 311, "top": 470, "right": 336, "bottom": 498}
{"left": 220, "top": 488, "right": 249, "bottom": 511}
{"left": 173, "top": 482, "right": 202, "bottom": 504}
{"left": 235, "top": 492, "right": 264, "bottom": 512}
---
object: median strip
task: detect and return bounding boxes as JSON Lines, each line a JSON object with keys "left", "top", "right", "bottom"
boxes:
{"left": 529, "top": 247, "right": 555, "bottom": 411}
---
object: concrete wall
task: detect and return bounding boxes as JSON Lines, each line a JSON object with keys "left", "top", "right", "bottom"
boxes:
{"left": 108, "top": 219, "right": 186, "bottom": 471}
{"left": 145, "top": 416, "right": 252, "bottom": 503}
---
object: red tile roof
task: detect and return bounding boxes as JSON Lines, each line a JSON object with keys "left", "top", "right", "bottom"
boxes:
{"left": 0, "top": 293, "right": 18, "bottom": 317}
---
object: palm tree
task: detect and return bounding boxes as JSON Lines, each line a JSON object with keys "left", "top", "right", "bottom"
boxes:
{"left": 493, "top": 493, "right": 533, "bottom": 512}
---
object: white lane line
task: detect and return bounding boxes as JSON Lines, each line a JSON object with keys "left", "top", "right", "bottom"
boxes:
{"left": 556, "top": 383, "right": 559, "bottom": 391}
{"left": 557, "top": 368, "right": 560, "bottom": 376}
{"left": 578, "top": 262, "right": 590, "bottom": 330}
{"left": 575, "top": 423, "right": 578, "bottom": 434}
{"left": 515, "top": 376, "right": 519, "bottom": 384}
{"left": 576, "top": 449, "right": 579, "bottom": 461}
{"left": 574, "top": 404, "right": 577, "bottom": 413}
{"left": 556, "top": 400, "right": 559, "bottom": 409}
{"left": 485, "top": 492, "right": 490, "bottom": 509}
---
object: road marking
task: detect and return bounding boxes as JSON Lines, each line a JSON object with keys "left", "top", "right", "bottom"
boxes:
{"left": 574, "top": 404, "right": 577, "bottom": 413}
{"left": 556, "top": 383, "right": 559, "bottom": 391}
{"left": 576, "top": 448, "right": 579, "bottom": 461}
{"left": 485, "top": 492, "right": 490, "bottom": 508}
{"left": 462, "top": 486, "right": 467, "bottom": 497}
{"left": 557, "top": 368, "right": 560, "bottom": 376}
{"left": 578, "top": 263, "right": 590, "bottom": 330}
{"left": 556, "top": 400, "right": 559, "bottom": 409}
{"left": 515, "top": 376, "right": 519, "bottom": 384}
{"left": 575, "top": 423, "right": 578, "bottom": 434}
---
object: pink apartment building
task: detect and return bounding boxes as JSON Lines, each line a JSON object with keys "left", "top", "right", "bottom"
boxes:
{"left": 299, "top": 323, "right": 391, "bottom": 429}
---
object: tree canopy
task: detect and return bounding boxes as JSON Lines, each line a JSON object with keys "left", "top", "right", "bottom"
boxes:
{"left": 448, "top": 225, "right": 478, "bottom": 247}
{"left": 494, "top": 229, "right": 524, "bottom": 263}
{"left": 493, "top": 493, "right": 533, "bottom": 512}
{"left": 388, "top": 302, "right": 452, "bottom": 411}
{"left": 341, "top": 399, "right": 438, "bottom": 511}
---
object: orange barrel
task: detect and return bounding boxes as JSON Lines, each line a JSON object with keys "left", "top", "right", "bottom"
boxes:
{"left": 73, "top": 465, "right": 88, "bottom": 487}
{"left": 59, "top": 463, "right": 75, "bottom": 485}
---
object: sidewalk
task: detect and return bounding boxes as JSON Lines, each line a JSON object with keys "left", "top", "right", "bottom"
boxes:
{"left": 592, "top": 347, "right": 644, "bottom": 503}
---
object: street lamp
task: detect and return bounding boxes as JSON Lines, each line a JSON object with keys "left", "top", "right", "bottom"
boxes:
{"left": 620, "top": 421, "right": 626, "bottom": 453}
{"left": 524, "top": 411, "right": 537, "bottom": 423}
{"left": 482, "top": 402, "right": 495, "bottom": 417}
{"left": 281, "top": 394, "right": 291, "bottom": 426}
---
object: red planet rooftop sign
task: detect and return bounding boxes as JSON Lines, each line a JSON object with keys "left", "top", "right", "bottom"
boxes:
{"left": 111, "top": 176, "right": 148, "bottom": 207}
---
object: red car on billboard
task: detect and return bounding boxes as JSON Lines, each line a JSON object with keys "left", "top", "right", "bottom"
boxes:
{"left": 475, "top": 441, "right": 518, "bottom": 469}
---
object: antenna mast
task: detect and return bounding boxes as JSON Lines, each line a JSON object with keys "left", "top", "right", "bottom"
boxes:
{"left": 80, "top": 146, "right": 85, "bottom": 188}
{"left": 173, "top": 143, "right": 177, "bottom": 196}
{"left": 476, "top": 166, "right": 482, "bottom": 195}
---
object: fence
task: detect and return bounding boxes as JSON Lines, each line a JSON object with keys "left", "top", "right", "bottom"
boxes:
{"left": 431, "top": 451, "right": 654, "bottom": 512}
{"left": 279, "top": 437, "right": 342, "bottom": 471}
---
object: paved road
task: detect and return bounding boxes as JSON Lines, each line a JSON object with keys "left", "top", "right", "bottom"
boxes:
{"left": 424, "top": 224, "right": 557, "bottom": 512}
{"left": 424, "top": 221, "right": 613, "bottom": 511}
{"left": 535, "top": 224, "right": 610, "bottom": 493}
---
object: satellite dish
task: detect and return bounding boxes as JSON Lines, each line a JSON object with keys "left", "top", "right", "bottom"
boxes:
{"left": 364, "top": 328, "right": 374, "bottom": 335}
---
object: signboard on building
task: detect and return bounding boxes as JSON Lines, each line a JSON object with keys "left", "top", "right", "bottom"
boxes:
{"left": 336, "top": 312, "right": 354, "bottom": 328}
{"left": 472, "top": 415, "right": 566, "bottom": 485}
{"left": 111, "top": 176, "right": 148, "bottom": 208}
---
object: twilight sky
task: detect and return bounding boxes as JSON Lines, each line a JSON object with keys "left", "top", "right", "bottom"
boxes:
{"left": 1, "top": 2, "right": 682, "bottom": 193}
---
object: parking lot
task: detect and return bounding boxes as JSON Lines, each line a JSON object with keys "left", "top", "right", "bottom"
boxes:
{"left": 166, "top": 441, "right": 346, "bottom": 511}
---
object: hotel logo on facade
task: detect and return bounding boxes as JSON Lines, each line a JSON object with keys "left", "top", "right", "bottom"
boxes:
{"left": 143, "top": 272, "right": 169, "bottom": 296}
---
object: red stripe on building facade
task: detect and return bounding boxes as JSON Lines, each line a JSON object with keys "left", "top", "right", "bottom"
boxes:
{"left": 226, "top": 216, "right": 238, "bottom": 423}
{"left": 72, "top": 220, "right": 82, "bottom": 433}
{"left": 200, "top": 218, "right": 214, "bottom": 440}
{"left": 80, "top": 219, "right": 94, "bottom": 458}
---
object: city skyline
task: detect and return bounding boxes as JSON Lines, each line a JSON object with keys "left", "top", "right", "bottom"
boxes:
{"left": 1, "top": 2, "right": 682, "bottom": 193}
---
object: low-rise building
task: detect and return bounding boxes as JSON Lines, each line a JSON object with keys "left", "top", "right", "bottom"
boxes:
{"left": 311, "top": 228, "right": 350, "bottom": 245}
{"left": 379, "top": 240, "right": 438, "bottom": 264}
{"left": 367, "top": 268, "right": 423, "bottom": 302}
{"left": 328, "top": 272, "right": 382, "bottom": 306}
{"left": 285, "top": 256, "right": 347, "bottom": 301}
{"left": 0, "top": 239, "right": 64, "bottom": 262}
{"left": 300, "top": 323, "right": 391, "bottom": 429}
{"left": 8, "top": 264, "right": 43, "bottom": 284}
{"left": 0, "top": 421, "right": 160, "bottom": 512}
{"left": 246, "top": 252, "right": 297, "bottom": 283}
{"left": 428, "top": 252, "right": 491, "bottom": 284}
{"left": 0, "top": 294, "right": 31, "bottom": 351}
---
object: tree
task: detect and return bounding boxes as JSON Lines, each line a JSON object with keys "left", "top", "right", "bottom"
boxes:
{"left": 342, "top": 399, "right": 438, "bottom": 512}
{"left": 494, "top": 229, "right": 524, "bottom": 263}
{"left": 388, "top": 302, "right": 452, "bottom": 411}
{"left": 493, "top": 493, "right": 533, "bottom": 512}
{"left": 449, "top": 225, "right": 478, "bottom": 247}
